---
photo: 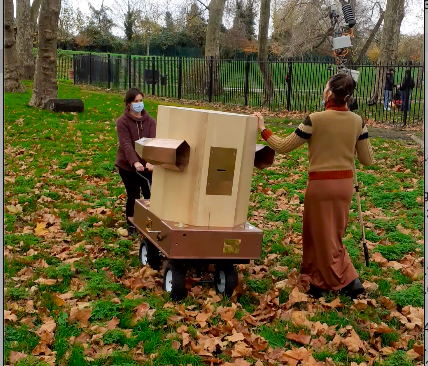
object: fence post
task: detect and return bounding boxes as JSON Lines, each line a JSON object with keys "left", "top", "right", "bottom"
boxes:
{"left": 89, "top": 53, "right": 92, "bottom": 85}
{"left": 208, "top": 56, "right": 214, "bottom": 103}
{"left": 73, "top": 54, "right": 76, "bottom": 85}
{"left": 128, "top": 54, "right": 132, "bottom": 89}
{"left": 152, "top": 56, "right": 156, "bottom": 96}
{"left": 244, "top": 56, "right": 250, "bottom": 106}
{"left": 178, "top": 56, "right": 182, "bottom": 100}
{"left": 107, "top": 54, "right": 111, "bottom": 89}
{"left": 286, "top": 59, "right": 292, "bottom": 111}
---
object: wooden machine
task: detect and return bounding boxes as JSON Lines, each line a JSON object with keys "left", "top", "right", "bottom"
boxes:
{"left": 129, "top": 106, "right": 274, "bottom": 299}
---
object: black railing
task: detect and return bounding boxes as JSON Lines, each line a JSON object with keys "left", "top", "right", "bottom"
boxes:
{"left": 70, "top": 54, "right": 424, "bottom": 125}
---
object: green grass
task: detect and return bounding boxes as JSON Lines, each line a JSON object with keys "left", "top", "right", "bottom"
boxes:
{"left": 4, "top": 82, "right": 423, "bottom": 366}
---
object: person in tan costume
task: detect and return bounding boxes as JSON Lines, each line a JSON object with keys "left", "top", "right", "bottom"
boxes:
{"left": 254, "top": 73, "right": 374, "bottom": 299}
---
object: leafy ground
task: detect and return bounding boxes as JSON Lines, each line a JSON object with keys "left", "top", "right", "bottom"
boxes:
{"left": 4, "top": 82, "right": 424, "bottom": 366}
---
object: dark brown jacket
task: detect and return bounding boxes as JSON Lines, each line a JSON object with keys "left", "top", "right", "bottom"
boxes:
{"left": 115, "top": 109, "right": 156, "bottom": 171}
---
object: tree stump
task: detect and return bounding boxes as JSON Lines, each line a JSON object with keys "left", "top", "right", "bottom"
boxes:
{"left": 44, "top": 99, "right": 84, "bottom": 113}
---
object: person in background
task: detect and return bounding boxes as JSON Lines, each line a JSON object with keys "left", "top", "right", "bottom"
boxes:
{"left": 399, "top": 69, "right": 415, "bottom": 127}
{"left": 115, "top": 88, "right": 156, "bottom": 234}
{"left": 253, "top": 73, "right": 374, "bottom": 299}
{"left": 384, "top": 68, "right": 395, "bottom": 111}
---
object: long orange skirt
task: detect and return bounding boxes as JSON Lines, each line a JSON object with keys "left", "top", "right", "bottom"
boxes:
{"left": 300, "top": 178, "right": 358, "bottom": 290}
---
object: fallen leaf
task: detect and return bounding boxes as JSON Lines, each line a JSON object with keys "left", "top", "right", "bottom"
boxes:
{"left": 231, "top": 341, "right": 252, "bottom": 357}
{"left": 118, "top": 228, "right": 129, "bottom": 237}
{"left": 320, "top": 297, "right": 342, "bottom": 309}
{"left": 9, "top": 351, "right": 28, "bottom": 363}
{"left": 353, "top": 299, "right": 367, "bottom": 310}
{"left": 342, "top": 329, "right": 363, "bottom": 352}
{"left": 5, "top": 310, "right": 17, "bottom": 322}
{"left": 374, "top": 322, "right": 394, "bottom": 334}
{"left": 226, "top": 330, "right": 245, "bottom": 343}
{"left": 107, "top": 317, "right": 120, "bottom": 330}
{"left": 380, "top": 347, "right": 395, "bottom": 355}
{"left": 35, "top": 222, "right": 49, "bottom": 236}
{"left": 371, "top": 252, "right": 387, "bottom": 267}
{"left": 6, "top": 204, "right": 22, "bottom": 214}
{"left": 396, "top": 223, "right": 411, "bottom": 235}
{"left": 287, "top": 330, "right": 311, "bottom": 345}
{"left": 413, "top": 343, "right": 423, "bottom": 356}
{"left": 171, "top": 340, "right": 181, "bottom": 350}
{"left": 182, "top": 332, "right": 190, "bottom": 347}
{"left": 35, "top": 278, "right": 57, "bottom": 285}
{"left": 75, "top": 331, "right": 91, "bottom": 345}
{"left": 285, "top": 286, "right": 308, "bottom": 309}
{"left": 362, "top": 281, "right": 379, "bottom": 292}
{"left": 69, "top": 307, "right": 92, "bottom": 327}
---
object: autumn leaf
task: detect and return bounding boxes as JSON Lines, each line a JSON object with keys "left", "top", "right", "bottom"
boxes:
{"left": 412, "top": 343, "right": 423, "bottom": 356}
{"left": 342, "top": 329, "right": 363, "bottom": 352}
{"left": 285, "top": 286, "right": 308, "bottom": 309}
{"left": 171, "top": 340, "right": 181, "bottom": 350}
{"left": 231, "top": 341, "right": 252, "bottom": 357}
{"left": 69, "top": 307, "right": 92, "bottom": 327}
{"left": 117, "top": 228, "right": 129, "bottom": 237}
{"left": 6, "top": 204, "right": 22, "bottom": 214}
{"left": 396, "top": 223, "right": 411, "bottom": 235}
{"left": 353, "top": 299, "right": 368, "bottom": 310}
{"left": 107, "top": 317, "right": 120, "bottom": 330}
{"left": 5, "top": 310, "right": 18, "bottom": 322}
{"left": 362, "top": 281, "right": 379, "bottom": 292}
{"left": 9, "top": 351, "right": 28, "bottom": 363}
{"left": 182, "top": 332, "right": 190, "bottom": 347}
{"left": 287, "top": 329, "right": 311, "bottom": 345}
{"left": 35, "top": 222, "right": 49, "bottom": 236}
{"left": 371, "top": 252, "right": 388, "bottom": 266}
{"left": 226, "top": 330, "right": 245, "bottom": 343}
{"left": 320, "top": 297, "right": 342, "bottom": 309}
{"left": 217, "top": 303, "right": 237, "bottom": 321}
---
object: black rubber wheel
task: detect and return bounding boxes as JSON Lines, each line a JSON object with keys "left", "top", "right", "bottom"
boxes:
{"left": 214, "top": 263, "right": 238, "bottom": 297}
{"left": 139, "top": 239, "right": 161, "bottom": 270}
{"left": 163, "top": 261, "right": 187, "bottom": 300}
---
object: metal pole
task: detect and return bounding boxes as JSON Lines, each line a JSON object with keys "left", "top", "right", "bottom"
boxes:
{"left": 244, "top": 56, "right": 250, "bottom": 106}
{"left": 152, "top": 56, "right": 156, "bottom": 96}
{"left": 73, "top": 54, "right": 76, "bottom": 85}
{"left": 178, "top": 56, "right": 182, "bottom": 100}
{"left": 352, "top": 160, "right": 370, "bottom": 267}
{"left": 128, "top": 54, "right": 132, "bottom": 89}
{"left": 208, "top": 56, "right": 213, "bottom": 103}
{"left": 286, "top": 59, "right": 292, "bottom": 111}
{"left": 88, "top": 52, "right": 92, "bottom": 85}
{"left": 107, "top": 54, "right": 111, "bottom": 89}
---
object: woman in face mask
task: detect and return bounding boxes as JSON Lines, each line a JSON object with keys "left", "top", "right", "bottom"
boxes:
{"left": 115, "top": 88, "right": 157, "bottom": 234}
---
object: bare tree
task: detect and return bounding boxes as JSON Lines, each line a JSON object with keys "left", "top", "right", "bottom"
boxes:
{"left": 29, "top": 0, "right": 62, "bottom": 108}
{"left": 205, "top": 0, "right": 226, "bottom": 95}
{"left": 4, "top": 0, "right": 26, "bottom": 92}
{"left": 16, "top": 0, "right": 43, "bottom": 80}
{"left": 258, "top": 0, "right": 275, "bottom": 104}
{"left": 370, "top": 0, "right": 405, "bottom": 102}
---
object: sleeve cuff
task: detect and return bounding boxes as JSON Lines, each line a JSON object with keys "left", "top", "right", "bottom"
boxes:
{"left": 261, "top": 129, "right": 273, "bottom": 141}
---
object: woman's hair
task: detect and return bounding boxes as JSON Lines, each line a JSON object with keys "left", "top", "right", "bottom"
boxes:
{"left": 326, "top": 73, "right": 356, "bottom": 105}
{"left": 404, "top": 69, "right": 411, "bottom": 77}
{"left": 124, "top": 88, "right": 144, "bottom": 107}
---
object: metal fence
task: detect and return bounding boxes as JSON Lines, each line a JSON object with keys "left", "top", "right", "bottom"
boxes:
{"left": 68, "top": 53, "right": 424, "bottom": 125}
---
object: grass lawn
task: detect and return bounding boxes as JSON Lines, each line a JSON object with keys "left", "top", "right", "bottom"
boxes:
{"left": 4, "top": 82, "right": 424, "bottom": 366}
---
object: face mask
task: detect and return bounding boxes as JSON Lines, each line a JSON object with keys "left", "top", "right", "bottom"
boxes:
{"left": 131, "top": 101, "right": 144, "bottom": 113}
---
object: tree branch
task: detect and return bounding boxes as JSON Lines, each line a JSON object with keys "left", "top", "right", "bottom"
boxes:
{"left": 195, "top": 0, "right": 209, "bottom": 11}
{"left": 355, "top": 7, "right": 384, "bottom": 65}
{"left": 30, "top": 0, "right": 43, "bottom": 25}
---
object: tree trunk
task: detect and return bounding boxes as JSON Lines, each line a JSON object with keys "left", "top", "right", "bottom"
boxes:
{"left": 355, "top": 9, "right": 385, "bottom": 65}
{"left": 4, "top": 0, "right": 26, "bottom": 93}
{"left": 257, "top": 0, "right": 275, "bottom": 104}
{"left": 370, "top": 0, "right": 404, "bottom": 103}
{"left": 204, "top": 0, "right": 226, "bottom": 96}
{"left": 16, "top": 0, "right": 42, "bottom": 80}
{"left": 29, "top": 0, "right": 62, "bottom": 108}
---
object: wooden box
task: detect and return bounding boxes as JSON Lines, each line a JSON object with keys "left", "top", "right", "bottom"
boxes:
{"left": 149, "top": 106, "right": 258, "bottom": 227}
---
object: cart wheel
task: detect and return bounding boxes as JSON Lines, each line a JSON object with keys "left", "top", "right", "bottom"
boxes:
{"left": 139, "top": 239, "right": 160, "bottom": 270}
{"left": 163, "top": 261, "right": 187, "bottom": 300}
{"left": 215, "top": 263, "right": 238, "bottom": 297}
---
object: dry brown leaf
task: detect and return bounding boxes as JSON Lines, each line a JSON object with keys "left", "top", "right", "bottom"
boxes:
{"left": 281, "top": 347, "right": 313, "bottom": 366}
{"left": 5, "top": 310, "right": 18, "bottom": 322}
{"left": 285, "top": 286, "right": 308, "bottom": 309}
{"left": 320, "top": 297, "right": 342, "bottom": 309}
{"left": 225, "top": 330, "right": 245, "bottom": 343}
{"left": 380, "top": 347, "right": 395, "bottom": 355}
{"left": 32, "top": 343, "right": 51, "bottom": 356}
{"left": 182, "top": 332, "right": 190, "bottom": 347}
{"left": 9, "top": 351, "right": 28, "bottom": 364}
{"left": 379, "top": 297, "right": 396, "bottom": 310}
{"left": 353, "top": 299, "right": 368, "bottom": 310}
{"left": 287, "top": 329, "right": 311, "bottom": 345}
{"left": 413, "top": 343, "right": 424, "bottom": 356}
{"left": 406, "top": 349, "right": 422, "bottom": 360}
{"left": 195, "top": 312, "right": 212, "bottom": 322}
{"left": 231, "top": 341, "right": 253, "bottom": 357}
{"left": 75, "top": 331, "right": 91, "bottom": 345}
{"left": 396, "top": 223, "right": 411, "bottom": 235}
{"left": 375, "top": 322, "right": 394, "bottom": 334}
{"left": 69, "top": 307, "right": 92, "bottom": 327}
{"left": 171, "top": 340, "right": 181, "bottom": 350}
{"left": 217, "top": 303, "right": 237, "bottom": 321}
{"left": 118, "top": 228, "right": 129, "bottom": 237}
{"left": 35, "top": 278, "right": 57, "bottom": 285}
{"left": 225, "top": 359, "right": 252, "bottom": 366}
{"left": 371, "top": 252, "right": 388, "bottom": 267}
{"left": 35, "top": 222, "right": 49, "bottom": 236}
{"left": 107, "top": 317, "right": 120, "bottom": 330}
{"left": 342, "top": 329, "right": 363, "bottom": 352}
{"left": 35, "top": 317, "right": 57, "bottom": 345}
{"left": 362, "top": 281, "right": 379, "bottom": 292}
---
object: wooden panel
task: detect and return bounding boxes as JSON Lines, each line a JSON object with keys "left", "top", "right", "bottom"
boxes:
{"left": 149, "top": 106, "right": 258, "bottom": 228}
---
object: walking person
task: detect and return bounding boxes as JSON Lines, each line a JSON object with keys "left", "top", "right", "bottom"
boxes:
{"left": 115, "top": 88, "right": 157, "bottom": 234}
{"left": 383, "top": 68, "right": 395, "bottom": 111}
{"left": 399, "top": 69, "right": 415, "bottom": 127}
{"left": 253, "top": 73, "right": 374, "bottom": 299}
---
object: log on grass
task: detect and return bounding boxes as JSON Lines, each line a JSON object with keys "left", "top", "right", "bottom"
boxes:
{"left": 44, "top": 99, "right": 84, "bottom": 113}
